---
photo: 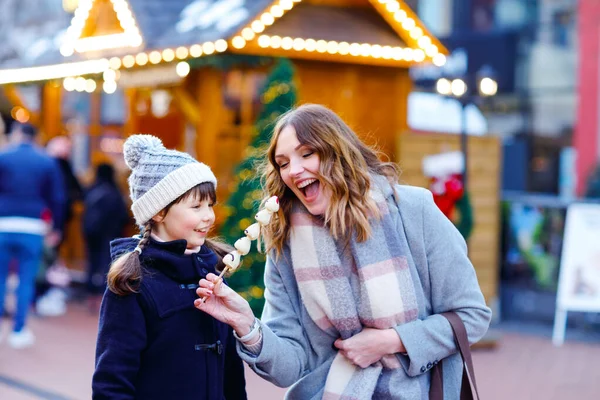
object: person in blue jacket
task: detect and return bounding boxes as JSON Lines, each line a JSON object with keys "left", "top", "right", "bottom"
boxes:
{"left": 0, "top": 122, "right": 65, "bottom": 349}
{"left": 92, "top": 134, "right": 246, "bottom": 400}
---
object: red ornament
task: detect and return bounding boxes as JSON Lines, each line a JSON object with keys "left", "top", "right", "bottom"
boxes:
{"left": 430, "top": 174, "right": 464, "bottom": 218}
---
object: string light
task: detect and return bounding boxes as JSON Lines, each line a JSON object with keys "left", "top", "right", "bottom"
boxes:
{"left": 232, "top": 36, "right": 246, "bottom": 49}
{"left": 162, "top": 49, "right": 175, "bottom": 62}
{"left": 84, "top": 79, "right": 97, "bottom": 93}
{"left": 215, "top": 39, "right": 228, "bottom": 52}
{"left": 176, "top": 47, "right": 189, "bottom": 59}
{"left": 122, "top": 55, "right": 135, "bottom": 68}
{"left": 103, "top": 80, "right": 117, "bottom": 94}
{"left": 63, "top": 77, "right": 76, "bottom": 91}
{"left": 255, "top": 35, "right": 421, "bottom": 62}
{"left": 0, "top": 59, "right": 109, "bottom": 84}
{"left": 190, "top": 44, "right": 203, "bottom": 57}
{"left": 203, "top": 42, "right": 216, "bottom": 55}
{"left": 176, "top": 61, "right": 191, "bottom": 77}
{"left": 149, "top": 51, "right": 162, "bottom": 64}
{"left": 109, "top": 57, "right": 121, "bottom": 69}
{"left": 135, "top": 52, "right": 148, "bottom": 66}
{"left": 60, "top": 0, "right": 143, "bottom": 55}
{"left": 1, "top": 0, "right": 445, "bottom": 84}
{"left": 103, "top": 69, "right": 117, "bottom": 81}
{"left": 235, "top": 0, "right": 444, "bottom": 65}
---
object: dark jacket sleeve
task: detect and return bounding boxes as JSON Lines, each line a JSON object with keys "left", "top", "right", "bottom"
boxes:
{"left": 92, "top": 289, "right": 147, "bottom": 400}
{"left": 45, "top": 159, "right": 66, "bottom": 232}
{"left": 224, "top": 328, "right": 247, "bottom": 400}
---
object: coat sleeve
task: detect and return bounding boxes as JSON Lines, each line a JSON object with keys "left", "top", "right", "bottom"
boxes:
{"left": 394, "top": 189, "right": 492, "bottom": 377}
{"left": 236, "top": 255, "right": 311, "bottom": 388}
{"left": 92, "top": 289, "right": 147, "bottom": 399}
{"left": 224, "top": 327, "right": 247, "bottom": 400}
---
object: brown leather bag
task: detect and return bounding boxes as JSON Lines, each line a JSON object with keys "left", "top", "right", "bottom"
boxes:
{"left": 429, "top": 312, "right": 481, "bottom": 400}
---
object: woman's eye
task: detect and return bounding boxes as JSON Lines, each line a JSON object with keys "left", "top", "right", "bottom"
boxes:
{"left": 279, "top": 162, "right": 289, "bottom": 169}
{"left": 302, "top": 151, "right": 314, "bottom": 158}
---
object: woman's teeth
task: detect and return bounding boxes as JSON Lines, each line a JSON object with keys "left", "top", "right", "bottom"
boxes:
{"left": 297, "top": 178, "right": 316, "bottom": 189}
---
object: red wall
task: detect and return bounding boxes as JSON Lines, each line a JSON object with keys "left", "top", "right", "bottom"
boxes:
{"left": 575, "top": 0, "right": 600, "bottom": 194}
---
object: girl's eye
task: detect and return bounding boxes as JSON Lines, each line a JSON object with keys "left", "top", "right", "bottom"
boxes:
{"left": 302, "top": 151, "right": 314, "bottom": 158}
{"left": 279, "top": 162, "right": 289, "bottom": 169}
{"left": 209, "top": 202, "right": 215, "bottom": 207}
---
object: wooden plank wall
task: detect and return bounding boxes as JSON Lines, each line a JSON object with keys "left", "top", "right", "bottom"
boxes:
{"left": 294, "top": 59, "right": 411, "bottom": 161}
{"left": 397, "top": 133, "right": 501, "bottom": 305}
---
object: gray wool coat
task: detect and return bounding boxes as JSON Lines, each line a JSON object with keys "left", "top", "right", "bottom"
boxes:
{"left": 237, "top": 185, "right": 492, "bottom": 399}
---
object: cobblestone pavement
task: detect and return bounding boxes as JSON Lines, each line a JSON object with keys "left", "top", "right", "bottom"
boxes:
{"left": 1, "top": 302, "right": 598, "bottom": 399}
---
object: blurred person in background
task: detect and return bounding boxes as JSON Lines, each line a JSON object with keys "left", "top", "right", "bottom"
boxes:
{"left": 46, "top": 135, "right": 84, "bottom": 229}
{"left": 82, "top": 162, "right": 130, "bottom": 313}
{"left": 0, "top": 123, "right": 65, "bottom": 349}
{"left": 35, "top": 135, "right": 84, "bottom": 316}
{"left": 0, "top": 115, "right": 6, "bottom": 148}
{"left": 585, "top": 165, "right": 600, "bottom": 199}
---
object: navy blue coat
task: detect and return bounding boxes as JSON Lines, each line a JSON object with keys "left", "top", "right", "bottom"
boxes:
{"left": 92, "top": 237, "right": 247, "bottom": 400}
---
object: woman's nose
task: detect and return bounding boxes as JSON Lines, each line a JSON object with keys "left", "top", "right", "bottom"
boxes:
{"left": 289, "top": 160, "right": 304, "bottom": 176}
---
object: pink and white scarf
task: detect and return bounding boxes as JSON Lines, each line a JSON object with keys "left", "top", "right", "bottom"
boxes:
{"left": 289, "top": 177, "right": 419, "bottom": 399}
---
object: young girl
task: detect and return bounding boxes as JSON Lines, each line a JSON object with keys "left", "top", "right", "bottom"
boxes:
{"left": 92, "top": 134, "right": 246, "bottom": 400}
{"left": 195, "top": 104, "right": 491, "bottom": 399}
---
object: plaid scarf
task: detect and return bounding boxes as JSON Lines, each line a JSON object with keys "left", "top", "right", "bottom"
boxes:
{"left": 289, "top": 176, "right": 419, "bottom": 399}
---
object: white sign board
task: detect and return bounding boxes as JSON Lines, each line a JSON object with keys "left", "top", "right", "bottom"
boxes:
{"left": 552, "top": 203, "right": 600, "bottom": 346}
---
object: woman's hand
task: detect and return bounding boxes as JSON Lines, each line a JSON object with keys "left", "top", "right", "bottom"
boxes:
{"left": 195, "top": 273, "right": 255, "bottom": 335}
{"left": 334, "top": 328, "right": 406, "bottom": 368}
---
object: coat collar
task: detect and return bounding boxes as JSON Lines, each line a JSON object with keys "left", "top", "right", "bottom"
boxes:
{"left": 110, "top": 236, "right": 218, "bottom": 283}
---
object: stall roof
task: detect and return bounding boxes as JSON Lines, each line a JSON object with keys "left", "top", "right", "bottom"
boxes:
{"left": 0, "top": 0, "right": 449, "bottom": 85}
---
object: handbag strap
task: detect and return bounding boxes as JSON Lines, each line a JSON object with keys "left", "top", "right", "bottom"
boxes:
{"left": 429, "top": 312, "right": 481, "bottom": 400}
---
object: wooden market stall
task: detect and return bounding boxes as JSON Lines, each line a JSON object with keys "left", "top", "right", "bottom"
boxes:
{"left": 398, "top": 132, "right": 502, "bottom": 306}
{"left": 0, "top": 1, "right": 474, "bottom": 282}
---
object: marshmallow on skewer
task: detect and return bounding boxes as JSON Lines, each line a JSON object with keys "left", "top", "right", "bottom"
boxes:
{"left": 223, "top": 250, "right": 241, "bottom": 271}
{"left": 235, "top": 237, "right": 251, "bottom": 256}
{"left": 200, "top": 196, "right": 278, "bottom": 304}
{"left": 255, "top": 209, "right": 272, "bottom": 225}
{"left": 244, "top": 223, "right": 260, "bottom": 240}
{"left": 265, "top": 196, "right": 280, "bottom": 213}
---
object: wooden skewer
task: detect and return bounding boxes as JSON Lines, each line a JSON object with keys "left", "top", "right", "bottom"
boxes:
{"left": 197, "top": 195, "right": 279, "bottom": 305}
{"left": 199, "top": 266, "right": 231, "bottom": 304}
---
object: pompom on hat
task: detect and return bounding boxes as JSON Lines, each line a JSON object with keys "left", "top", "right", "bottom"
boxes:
{"left": 123, "top": 134, "right": 217, "bottom": 226}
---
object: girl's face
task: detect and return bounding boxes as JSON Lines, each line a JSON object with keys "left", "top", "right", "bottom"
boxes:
{"left": 274, "top": 125, "right": 329, "bottom": 216}
{"left": 152, "top": 195, "right": 215, "bottom": 249}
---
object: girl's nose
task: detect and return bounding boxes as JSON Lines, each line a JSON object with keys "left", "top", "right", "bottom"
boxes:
{"left": 202, "top": 209, "right": 214, "bottom": 222}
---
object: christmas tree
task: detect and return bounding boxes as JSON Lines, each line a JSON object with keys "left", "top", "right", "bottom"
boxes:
{"left": 220, "top": 58, "right": 297, "bottom": 315}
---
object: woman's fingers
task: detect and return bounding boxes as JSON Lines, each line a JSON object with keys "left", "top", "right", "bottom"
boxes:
{"left": 196, "top": 287, "right": 213, "bottom": 298}
{"left": 198, "top": 278, "right": 215, "bottom": 290}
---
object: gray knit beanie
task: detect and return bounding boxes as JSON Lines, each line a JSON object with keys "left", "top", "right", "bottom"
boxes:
{"left": 123, "top": 134, "right": 217, "bottom": 226}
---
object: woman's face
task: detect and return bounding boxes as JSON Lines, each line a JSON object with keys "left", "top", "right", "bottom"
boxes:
{"left": 274, "top": 125, "right": 329, "bottom": 216}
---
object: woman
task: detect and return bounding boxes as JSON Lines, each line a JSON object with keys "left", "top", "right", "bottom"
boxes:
{"left": 195, "top": 104, "right": 491, "bottom": 399}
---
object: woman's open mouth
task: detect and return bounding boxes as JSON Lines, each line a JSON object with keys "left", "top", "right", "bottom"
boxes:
{"left": 297, "top": 178, "right": 320, "bottom": 202}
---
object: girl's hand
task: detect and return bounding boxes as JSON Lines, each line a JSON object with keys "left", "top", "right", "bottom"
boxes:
{"left": 333, "top": 328, "right": 405, "bottom": 369}
{"left": 195, "top": 273, "right": 255, "bottom": 335}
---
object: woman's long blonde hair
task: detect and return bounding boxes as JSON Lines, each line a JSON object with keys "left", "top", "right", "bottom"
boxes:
{"left": 107, "top": 182, "right": 232, "bottom": 296}
{"left": 261, "top": 104, "right": 400, "bottom": 257}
